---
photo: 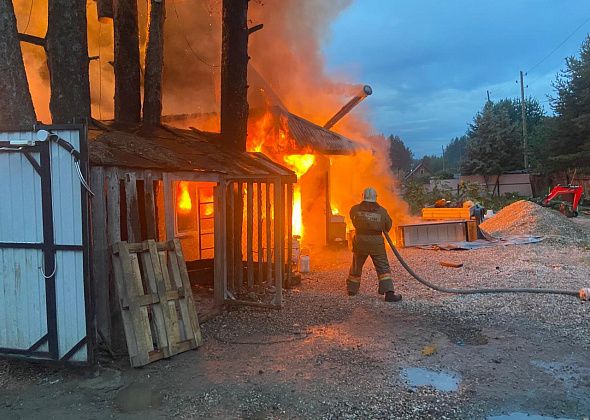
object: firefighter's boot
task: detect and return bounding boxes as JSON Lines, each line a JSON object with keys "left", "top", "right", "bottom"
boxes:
{"left": 346, "top": 275, "right": 361, "bottom": 296}
{"left": 385, "top": 291, "right": 402, "bottom": 302}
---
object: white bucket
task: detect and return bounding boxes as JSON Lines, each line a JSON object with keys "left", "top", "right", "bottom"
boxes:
{"left": 299, "top": 255, "right": 310, "bottom": 273}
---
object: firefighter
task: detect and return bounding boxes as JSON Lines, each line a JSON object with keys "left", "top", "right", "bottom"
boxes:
{"left": 346, "top": 187, "right": 402, "bottom": 302}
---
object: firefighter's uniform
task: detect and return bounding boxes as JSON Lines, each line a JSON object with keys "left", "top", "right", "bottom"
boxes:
{"left": 346, "top": 197, "right": 395, "bottom": 296}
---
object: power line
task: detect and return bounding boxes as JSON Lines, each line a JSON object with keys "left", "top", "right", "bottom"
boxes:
{"left": 527, "top": 14, "right": 590, "bottom": 74}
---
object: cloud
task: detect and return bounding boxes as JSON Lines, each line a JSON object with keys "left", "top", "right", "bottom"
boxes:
{"left": 323, "top": 0, "right": 590, "bottom": 157}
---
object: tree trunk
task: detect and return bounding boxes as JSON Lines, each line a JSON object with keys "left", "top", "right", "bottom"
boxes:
{"left": 113, "top": 0, "right": 141, "bottom": 124}
{"left": 46, "top": 0, "right": 91, "bottom": 124}
{"left": 0, "top": 0, "right": 36, "bottom": 130}
{"left": 142, "top": 0, "right": 165, "bottom": 127}
{"left": 220, "top": 0, "right": 249, "bottom": 151}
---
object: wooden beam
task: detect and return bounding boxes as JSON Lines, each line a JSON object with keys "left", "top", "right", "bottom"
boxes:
{"left": 246, "top": 181, "right": 254, "bottom": 289}
{"left": 17, "top": 33, "right": 46, "bottom": 48}
{"left": 247, "top": 23, "right": 263, "bottom": 35}
{"left": 227, "top": 182, "right": 235, "bottom": 294}
{"left": 273, "top": 179, "right": 283, "bottom": 306}
{"left": 265, "top": 182, "right": 272, "bottom": 284}
{"left": 286, "top": 182, "right": 293, "bottom": 288}
{"left": 90, "top": 167, "right": 110, "bottom": 343}
{"left": 144, "top": 171, "right": 157, "bottom": 239}
{"left": 213, "top": 184, "right": 224, "bottom": 304}
{"left": 234, "top": 182, "right": 244, "bottom": 289}
{"left": 257, "top": 183, "right": 263, "bottom": 285}
{"left": 163, "top": 173, "right": 175, "bottom": 241}
{"left": 125, "top": 172, "right": 141, "bottom": 242}
{"left": 105, "top": 167, "right": 125, "bottom": 353}
{"left": 96, "top": 0, "right": 113, "bottom": 21}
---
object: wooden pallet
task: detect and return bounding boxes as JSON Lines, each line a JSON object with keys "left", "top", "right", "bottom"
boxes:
{"left": 112, "top": 239, "right": 202, "bottom": 367}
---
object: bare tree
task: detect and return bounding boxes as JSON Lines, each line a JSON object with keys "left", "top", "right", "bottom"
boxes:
{"left": 220, "top": 0, "right": 249, "bottom": 151}
{"left": 0, "top": 0, "right": 36, "bottom": 130}
{"left": 142, "top": 0, "right": 165, "bottom": 126}
{"left": 45, "top": 0, "right": 91, "bottom": 123}
{"left": 113, "top": 0, "right": 141, "bottom": 124}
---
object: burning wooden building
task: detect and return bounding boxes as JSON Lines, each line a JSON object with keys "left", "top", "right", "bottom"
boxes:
{"left": 88, "top": 124, "right": 296, "bottom": 347}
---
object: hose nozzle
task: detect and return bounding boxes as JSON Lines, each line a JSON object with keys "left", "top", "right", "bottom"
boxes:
{"left": 579, "top": 288, "right": 590, "bottom": 301}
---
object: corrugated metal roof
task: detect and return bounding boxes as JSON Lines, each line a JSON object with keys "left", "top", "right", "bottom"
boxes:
{"left": 88, "top": 125, "right": 296, "bottom": 181}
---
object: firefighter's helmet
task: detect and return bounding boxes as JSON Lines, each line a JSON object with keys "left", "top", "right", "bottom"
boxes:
{"left": 363, "top": 187, "right": 377, "bottom": 202}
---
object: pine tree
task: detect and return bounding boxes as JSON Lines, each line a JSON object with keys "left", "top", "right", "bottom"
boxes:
{"left": 547, "top": 35, "right": 590, "bottom": 171}
{"left": 388, "top": 134, "right": 414, "bottom": 175}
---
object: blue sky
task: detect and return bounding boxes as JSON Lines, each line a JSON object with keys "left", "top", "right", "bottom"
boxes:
{"left": 323, "top": 0, "right": 590, "bottom": 157}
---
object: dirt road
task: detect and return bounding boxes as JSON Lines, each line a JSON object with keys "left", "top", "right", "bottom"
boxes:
{"left": 0, "top": 241, "right": 588, "bottom": 419}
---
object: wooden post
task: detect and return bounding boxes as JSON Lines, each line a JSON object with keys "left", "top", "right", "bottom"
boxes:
{"left": 220, "top": 0, "right": 249, "bottom": 150}
{"left": 227, "top": 182, "right": 235, "bottom": 294}
{"left": 90, "top": 167, "right": 110, "bottom": 343}
{"left": 105, "top": 167, "right": 125, "bottom": 352}
{"left": 0, "top": 0, "right": 36, "bottom": 130}
{"left": 163, "top": 173, "right": 174, "bottom": 241}
{"left": 265, "top": 182, "right": 272, "bottom": 284}
{"left": 257, "top": 182, "right": 263, "bottom": 285}
{"left": 234, "top": 182, "right": 244, "bottom": 289}
{"left": 125, "top": 172, "right": 141, "bottom": 242}
{"left": 113, "top": 0, "right": 141, "bottom": 123}
{"left": 144, "top": 171, "right": 157, "bottom": 239}
{"left": 142, "top": 0, "right": 165, "bottom": 126}
{"left": 246, "top": 181, "right": 254, "bottom": 289}
{"left": 273, "top": 179, "right": 283, "bottom": 306}
{"left": 213, "top": 184, "right": 225, "bottom": 304}
{"left": 45, "top": 0, "right": 91, "bottom": 123}
{"left": 286, "top": 182, "right": 293, "bottom": 287}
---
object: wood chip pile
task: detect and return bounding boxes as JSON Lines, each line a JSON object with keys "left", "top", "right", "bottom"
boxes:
{"left": 480, "top": 200, "right": 590, "bottom": 244}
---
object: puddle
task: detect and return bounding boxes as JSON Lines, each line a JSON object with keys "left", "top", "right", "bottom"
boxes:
{"left": 402, "top": 367, "right": 460, "bottom": 392}
{"left": 487, "top": 413, "right": 574, "bottom": 420}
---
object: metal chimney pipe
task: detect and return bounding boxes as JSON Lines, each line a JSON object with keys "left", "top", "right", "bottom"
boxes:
{"left": 323, "top": 85, "right": 372, "bottom": 130}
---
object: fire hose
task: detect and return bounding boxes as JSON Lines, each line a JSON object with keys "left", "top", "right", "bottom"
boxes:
{"left": 383, "top": 231, "right": 590, "bottom": 301}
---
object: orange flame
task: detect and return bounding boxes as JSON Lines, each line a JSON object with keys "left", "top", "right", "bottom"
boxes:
{"left": 331, "top": 207, "right": 339, "bottom": 215}
{"left": 282, "top": 154, "right": 316, "bottom": 238}
{"left": 200, "top": 188, "right": 214, "bottom": 216}
{"left": 177, "top": 181, "right": 192, "bottom": 213}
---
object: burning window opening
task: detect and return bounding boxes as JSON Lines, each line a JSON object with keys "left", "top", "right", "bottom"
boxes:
{"left": 175, "top": 181, "right": 216, "bottom": 261}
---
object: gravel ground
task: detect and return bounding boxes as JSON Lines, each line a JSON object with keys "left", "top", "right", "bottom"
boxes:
{"left": 0, "top": 212, "right": 589, "bottom": 419}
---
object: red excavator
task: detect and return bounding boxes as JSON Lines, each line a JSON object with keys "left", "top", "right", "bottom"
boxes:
{"left": 541, "top": 184, "right": 584, "bottom": 217}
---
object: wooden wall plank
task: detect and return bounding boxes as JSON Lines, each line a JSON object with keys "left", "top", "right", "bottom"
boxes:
{"left": 90, "top": 167, "right": 110, "bottom": 344}
{"left": 105, "top": 167, "right": 125, "bottom": 352}
{"left": 213, "top": 184, "right": 225, "bottom": 304}
{"left": 125, "top": 173, "right": 141, "bottom": 242}
{"left": 144, "top": 171, "right": 157, "bottom": 239}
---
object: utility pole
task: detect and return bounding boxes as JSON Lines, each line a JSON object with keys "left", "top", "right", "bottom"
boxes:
{"left": 519, "top": 71, "right": 528, "bottom": 169}
{"left": 486, "top": 90, "right": 491, "bottom": 103}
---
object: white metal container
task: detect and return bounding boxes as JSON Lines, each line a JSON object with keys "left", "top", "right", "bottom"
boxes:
{"left": 299, "top": 255, "right": 310, "bottom": 273}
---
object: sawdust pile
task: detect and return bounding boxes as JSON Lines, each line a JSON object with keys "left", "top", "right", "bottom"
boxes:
{"left": 480, "top": 200, "right": 589, "bottom": 244}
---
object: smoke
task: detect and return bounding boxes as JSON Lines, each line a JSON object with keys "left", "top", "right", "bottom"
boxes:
{"left": 14, "top": 0, "right": 411, "bottom": 224}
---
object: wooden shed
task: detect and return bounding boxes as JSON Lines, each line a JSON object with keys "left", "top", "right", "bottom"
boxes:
{"left": 88, "top": 125, "right": 296, "bottom": 348}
